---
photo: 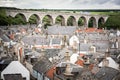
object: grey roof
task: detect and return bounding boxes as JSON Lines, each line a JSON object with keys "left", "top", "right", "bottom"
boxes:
{"left": 0, "top": 57, "right": 13, "bottom": 71}
{"left": 77, "top": 43, "right": 91, "bottom": 51}
{"left": 114, "top": 73, "right": 120, "bottom": 80}
{"left": 24, "top": 49, "right": 32, "bottom": 54}
{"left": 45, "top": 49, "right": 60, "bottom": 58}
{"left": 25, "top": 50, "right": 41, "bottom": 58}
{"left": 0, "top": 57, "right": 12, "bottom": 64}
{"left": 9, "top": 28, "right": 19, "bottom": 33}
{"left": 52, "top": 38, "right": 61, "bottom": 45}
{"left": 77, "top": 41, "right": 109, "bottom": 52}
{"left": 57, "top": 62, "right": 82, "bottom": 70}
{"left": 81, "top": 69, "right": 92, "bottom": 76}
{"left": 14, "top": 34, "right": 21, "bottom": 42}
{"left": 95, "top": 67, "right": 120, "bottom": 80}
{"left": 24, "top": 48, "right": 60, "bottom": 59}
{"left": 0, "top": 26, "right": 8, "bottom": 29}
{"left": 4, "top": 74, "right": 23, "bottom": 80}
{"left": 77, "top": 32, "right": 109, "bottom": 40}
{"left": 0, "top": 28, "right": 4, "bottom": 37}
{"left": 22, "top": 36, "right": 49, "bottom": 45}
{"left": 1, "top": 34, "right": 11, "bottom": 42}
{"left": 47, "top": 26, "right": 76, "bottom": 35}
{"left": 33, "top": 57, "right": 53, "bottom": 74}
{"left": 71, "top": 67, "right": 83, "bottom": 73}
{"left": 77, "top": 69, "right": 98, "bottom": 80}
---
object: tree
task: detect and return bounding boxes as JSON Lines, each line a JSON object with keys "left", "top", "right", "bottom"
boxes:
{"left": 105, "top": 15, "right": 120, "bottom": 29}
{"left": 55, "top": 17, "right": 62, "bottom": 25}
{"left": 78, "top": 18, "right": 84, "bottom": 27}
{"left": 55, "top": 16, "right": 65, "bottom": 26}
{"left": 0, "top": 9, "right": 9, "bottom": 25}
{"left": 28, "top": 15, "right": 39, "bottom": 24}
{"left": 14, "top": 14, "right": 26, "bottom": 25}
{"left": 88, "top": 19, "right": 94, "bottom": 28}
{"left": 42, "top": 16, "right": 52, "bottom": 29}
{"left": 67, "top": 16, "right": 75, "bottom": 26}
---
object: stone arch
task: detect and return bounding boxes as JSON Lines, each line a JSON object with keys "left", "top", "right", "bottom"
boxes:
{"left": 98, "top": 17, "right": 105, "bottom": 29}
{"left": 14, "top": 13, "right": 27, "bottom": 24}
{"left": 55, "top": 15, "right": 65, "bottom": 26}
{"left": 15, "top": 13, "right": 27, "bottom": 22}
{"left": 28, "top": 14, "right": 41, "bottom": 25}
{"left": 88, "top": 17, "right": 96, "bottom": 28}
{"left": 42, "top": 15, "right": 53, "bottom": 29}
{"left": 78, "top": 16, "right": 87, "bottom": 27}
{"left": 67, "top": 16, "right": 76, "bottom": 26}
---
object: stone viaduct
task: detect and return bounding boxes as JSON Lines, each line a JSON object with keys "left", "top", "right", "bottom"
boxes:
{"left": 6, "top": 10, "right": 109, "bottom": 28}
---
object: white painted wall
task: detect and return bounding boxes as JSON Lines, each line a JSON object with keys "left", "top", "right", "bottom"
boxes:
{"left": 1, "top": 61, "right": 30, "bottom": 80}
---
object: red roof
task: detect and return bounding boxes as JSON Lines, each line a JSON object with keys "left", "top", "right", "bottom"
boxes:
{"left": 35, "top": 45, "right": 61, "bottom": 49}
{"left": 75, "top": 59, "right": 84, "bottom": 67}
{"left": 46, "top": 67, "right": 56, "bottom": 80}
{"left": 76, "top": 28, "right": 103, "bottom": 33}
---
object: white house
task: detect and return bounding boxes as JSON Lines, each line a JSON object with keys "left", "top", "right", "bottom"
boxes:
{"left": 69, "top": 35, "right": 79, "bottom": 49}
{"left": 70, "top": 53, "right": 79, "bottom": 64}
{"left": 1, "top": 61, "right": 30, "bottom": 80}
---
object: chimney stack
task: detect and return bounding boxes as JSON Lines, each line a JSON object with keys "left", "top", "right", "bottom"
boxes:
{"left": 102, "top": 58, "right": 109, "bottom": 67}
{"left": 65, "top": 52, "right": 70, "bottom": 62}
{"left": 64, "top": 63, "right": 73, "bottom": 76}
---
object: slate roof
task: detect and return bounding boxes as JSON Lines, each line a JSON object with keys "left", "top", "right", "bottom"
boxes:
{"left": 77, "top": 69, "right": 99, "bottom": 80}
{"left": 47, "top": 26, "right": 76, "bottom": 35}
{"left": 9, "top": 28, "right": 19, "bottom": 33}
{"left": 0, "top": 28, "right": 4, "bottom": 37}
{"left": 0, "top": 57, "right": 13, "bottom": 71}
{"left": 13, "top": 34, "right": 21, "bottom": 42}
{"left": 45, "top": 49, "right": 60, "bottom": 58}
{"left": 77, "top": 41, "right": 109, "bottom": 52}
{"left": 25, "top": 50, "right": 41, "bottom": 58}
{"left": 0, "top": 26, "right": 7, "bottom": 29}
{"left": 77, "top": 33, "right": 109, "bottom": 41}
{"left": 55, "top": 62, "right": 84, "bottom": 80}
{"left": 95, "top": 67, "right": 120, "bottom": 80}
{"left": 0, "top": 57, "right": 12, "bottom": 64}
{"left": 33, "top": 57, "right": 53, "bottom": 74}
{"left": 114, "top": 73, "right": 120, "bottom": 80}
{"left": 22, "top": 36, "right": 49, "bottom": 45}
{"left": 77, "top": 43, "right": 91, "bottom": 51}
{"left": 56, "top": 62, "right": 83, "bottom": 72}
{"left": 1, "top": 34, "right": 10, "bottom": 42}
{"left": 24, "top": 49, "right": 32, "bottom": 54}
{"left": 3, "top": 74, "right": 23, "bottom": 80}
{"left": 52, "top": 38, "right": 61, "bottom": 45}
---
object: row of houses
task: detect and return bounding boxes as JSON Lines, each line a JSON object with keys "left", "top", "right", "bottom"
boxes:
{"left": 0, "top": 25, "right": 120, "bottom": 80}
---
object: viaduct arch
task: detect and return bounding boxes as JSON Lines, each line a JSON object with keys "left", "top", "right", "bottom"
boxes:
{"left": 6, "top": 10, "right": 109, "bottom": 28}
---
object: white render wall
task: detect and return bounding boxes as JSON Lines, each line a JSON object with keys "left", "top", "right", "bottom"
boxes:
{"left": 1, "top": 61, "right": 30, "bottom": 80}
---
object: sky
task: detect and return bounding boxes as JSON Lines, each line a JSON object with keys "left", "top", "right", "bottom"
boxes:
{"left": 0, "top": 0, "right": 120, "bottom": 9}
